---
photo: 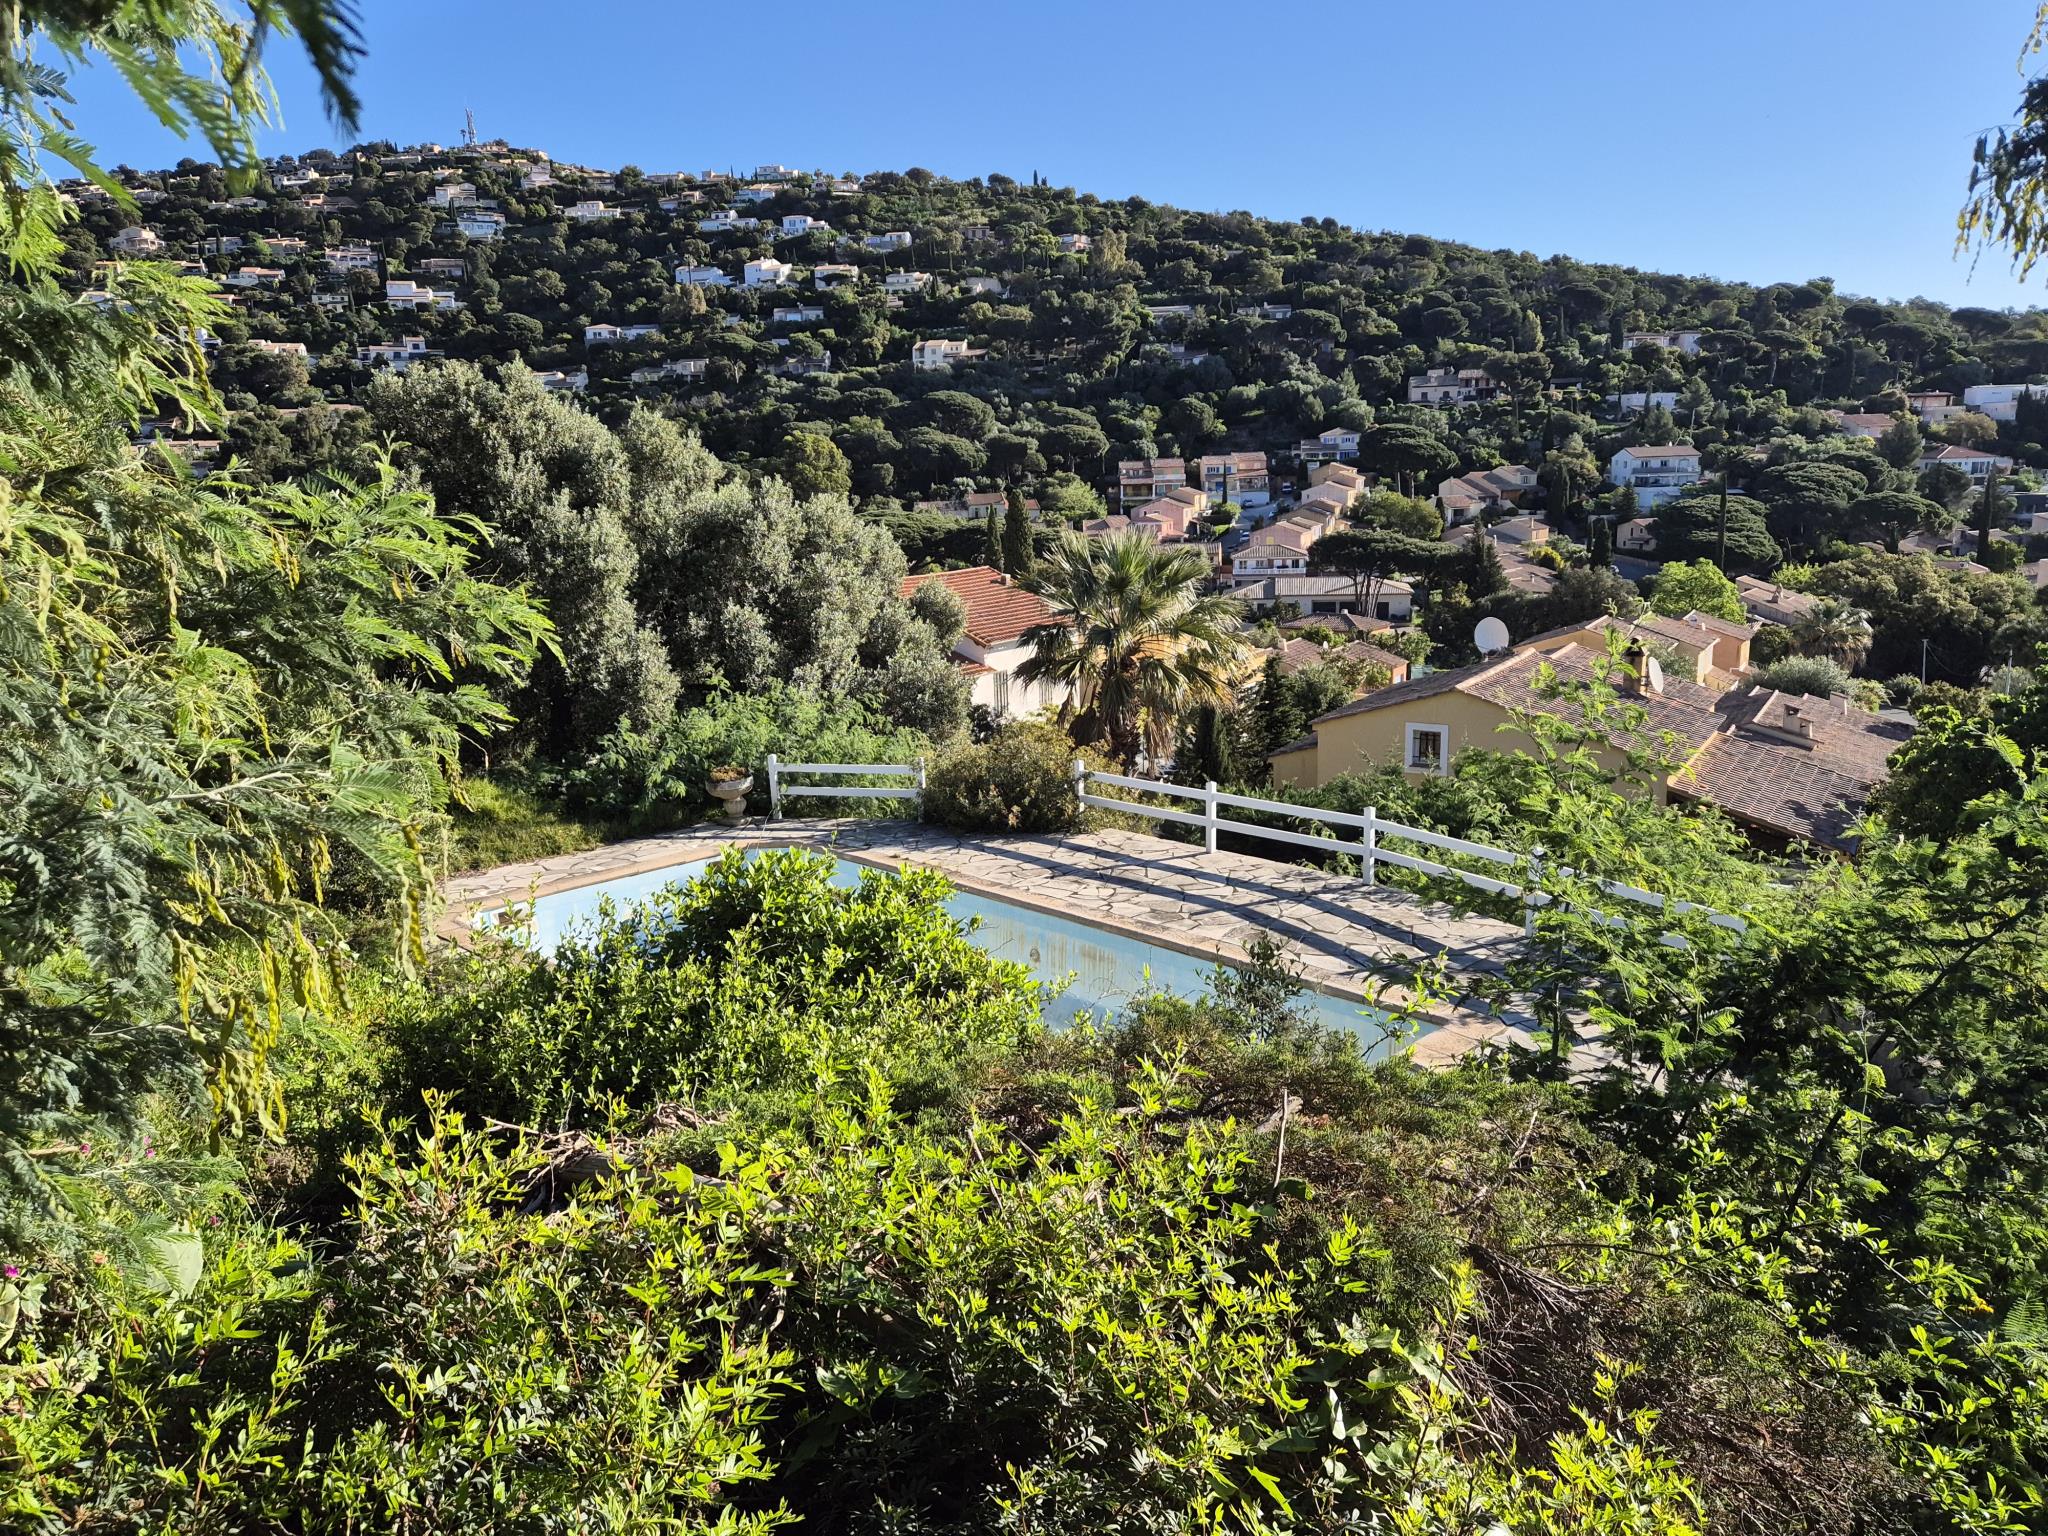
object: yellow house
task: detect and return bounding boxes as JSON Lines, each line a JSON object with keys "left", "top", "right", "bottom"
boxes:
{"left": 1268, "top": 642, "right": 1714, "bottom": 802}
{"left": 1267, "top": 638, "right": 1912, "bottom": 851}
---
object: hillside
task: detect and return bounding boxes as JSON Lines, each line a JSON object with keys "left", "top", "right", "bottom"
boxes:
{"left": 61, "top": 140, "right": 2048, "bottom": 515}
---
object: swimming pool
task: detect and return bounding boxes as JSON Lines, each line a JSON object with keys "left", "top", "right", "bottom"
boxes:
{"left": 475, "top": 852, "right": 1414, "bottom": 1054}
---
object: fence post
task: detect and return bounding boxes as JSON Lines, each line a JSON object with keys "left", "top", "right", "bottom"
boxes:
{"left": 1360, "top": 805, "right": 1377, "bottom": 886}
{"left": 767, "top": 753, "right": 781, "bottom": 820}
{"left": 915, "top": 755, "right": 927, "bottom": 818}
{"left": 1071, "top": 756, "right": 1087, "bottom": 807}
{"left": 1524, "top": 845, "right": 1546, "bottom": 937}
{"left": 1203, "top": 781, "right": 1219, "bottom": 855}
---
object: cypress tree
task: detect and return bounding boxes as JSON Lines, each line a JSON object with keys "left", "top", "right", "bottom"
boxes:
{"left": 984, "top": 504, "right": 1004, "bottom": 570}
{"left": 1002, "top": 488, "right": 1033, "bottom": 574}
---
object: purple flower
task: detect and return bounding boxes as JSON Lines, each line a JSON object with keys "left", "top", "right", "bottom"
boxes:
{"left": 2, "top": 1265, "right": 18, "bottom": 1280}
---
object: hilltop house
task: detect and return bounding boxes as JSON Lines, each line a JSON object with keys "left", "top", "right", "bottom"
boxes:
{"left": 884, "top": 271, "right": 933, "bottom": 296}
{"left": 1224, "top": 574, "right": 1416, "bottom": 623}
{"left": 912, "top": 491, "right": 1041, "bottom": 521}
{"left": 743, "top": 258, "right": 797, "bottom": 288}
{"left": 675, "top": 264, "right": 732, "bottom": 287}
{"left": 771, "top": 305, "right": 826, "bottom": 325}
{"left": 1297, "top": 427, "right": 1362, "bottom": 466}
{"left": 1827, "top": 412, "right": 1902, "bottom": 438}
{"left": 1623, "top": 329, "right": 1704, "bottom": 354}
{"left": 813, "top": 263, "right": 859, "bottom": 289}
{"left": 631, "top": 358, "right": 709, "bottom": 384}
{"left": 1407, "top": 366, "right": 1498, "bottom": 405}
{"left": 325, "top": 244, "right": 377, "bottom": 272}
{"left": 1917, "top": 443, "right": 2014, "bottom": 484}
{"left": 779, "top": 214, "right": 830, "bottom": 237}
{"left": 565, "top": 200, "right": 617, "bottom": 221}
{"left": 1118, "top": 457, "right": 1188, "bottom": 510}
{"left": 1437, "top": 465, "right": 1538, "bottom": 522}
{"left": 108, "top": 227, "right": 163, "bottom": 256}
{"left": 584, "top": 322, "right": 661, "bottom": 345}
{"left": 1057, "top": 233, "right": 1091, "bottom": 254}
{"left": 1608, "top": 445, "right": 1703, "bottom": 506}
{"left": 1961, "top": 383, "right": 2048, "bottom": 422}
{"left": 1268, "top": 639, "right": 1908, "bottom": 852}
{"left": 1198, "top": 451, "right": 1272, "bottom": 507}
{"left": 865, "top": 231, "right": 912, "bottom": 251}
{"left": 221, "top": 266, "right": 285, "bottom": 288}
{"left": 912, "top": 337, "right": 984, "bottom": 370}
{"left": 454, "top": 211, "right": 505, "bottom": 240}
{"left": 354, "top": 336, "right": 434, "bottom": 372}
{"left": 1734, "top": 575, "right": 1821, "bottom": 629}
{"left": 898, "top": 566, "right": 1071, "bottom": 720}
{"left": 384, "top": 278, "right": 461, "bottom": 311}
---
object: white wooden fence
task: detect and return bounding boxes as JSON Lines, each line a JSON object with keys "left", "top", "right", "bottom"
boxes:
{"left": 761, "top": 753, "right": 1744, "bottom": 939}
{"left": 765, "top": 754, "right": 923, "bottom": 818}
{"left": 1071, "top": 762, "right": 1745, "bottom": 938}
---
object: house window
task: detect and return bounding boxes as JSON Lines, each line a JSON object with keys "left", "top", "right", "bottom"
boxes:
{"left": 1405, "top": 723, "right": 1448, "bottom": 775}
{"left": 992, "top": 671, "right": 1012, "bottom": 713}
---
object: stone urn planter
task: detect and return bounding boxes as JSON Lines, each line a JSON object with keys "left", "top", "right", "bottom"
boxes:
{"left": 707, "top": 771, "right": 754, "bottom": 822}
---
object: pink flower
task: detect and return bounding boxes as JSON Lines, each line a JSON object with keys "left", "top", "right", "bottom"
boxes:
{"left": 3, "top": 1265, "right": 18, "bottom": 1279}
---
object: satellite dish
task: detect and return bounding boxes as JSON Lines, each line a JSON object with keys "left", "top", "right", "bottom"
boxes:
{"left": 1473, "top": 616, "right": 1511, "bottom": 655}
{"left": 1645, "top": 656, "right": 1666, "bottom": 693}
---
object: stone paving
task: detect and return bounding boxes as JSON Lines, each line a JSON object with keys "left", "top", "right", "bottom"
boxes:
{"left": 438, "top": 817, "right": 1534, "bottom": 1064}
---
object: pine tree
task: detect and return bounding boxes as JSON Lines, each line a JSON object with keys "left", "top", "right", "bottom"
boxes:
{"left": 1002, "top": 489, "right": 1034, "bottom": 574}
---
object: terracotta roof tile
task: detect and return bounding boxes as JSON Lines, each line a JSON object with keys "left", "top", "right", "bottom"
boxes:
{"left": 900, "top": 565, "right": 1064, "bottom": 647}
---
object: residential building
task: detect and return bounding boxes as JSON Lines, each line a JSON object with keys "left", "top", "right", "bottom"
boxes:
{"left": 1255, "top": 636, "right": 1412, "bottom": 687}
{"left": 1297, "top": 427, "right": 1362, "bottom": 466}
{"left": 743, "top": 257, "right": 797, "bottom": 288}
{"left": 1608, "top": 445, "right": 1703, "bottom": 507}
{"left": 385, "top": 278, "right": 461, "bottom": 310}
{"left": 813, "top": 263, "right": 859, "bottom": 289}
{"left": 264, "top": 238, "right": 308, "bottom": 259}
{"left": 1406, "top": 366, "right": 1498, "bottom": 405}
{"left": 1606, "top": 390, "right": 1679, "bottom": 413}
{"left": 961, "top": 274, "right": 1005, "bottom": 296}
{"left": 1197, "top": 451, "right": 1272, "bottom": 507}
{"left": 1147, "top": 303, "right": 1196, "bottom": 322}
{"left": 913, "top": 491, "right": 1042, "bottom": 520}
{"left": 777, "top": 350, "right": 835, "bottom": 376}
{"left": 1961, "top": 382, "right": 2048, "bottom": 422}
{"left": 883, "top": 270, "right": 933, "bottom": 296}
{"left": 1906, "top": 390, "right": 1964, "bottom": 426}
{"left": 248, "top": 339, "right": 309, "bottom": 358}
{"left": 430, "top": 182, "right": 478, "bottom": 207}
{"left": 1518, "top": 612, "right": 1754, "bottom": 686}
{"left": 674, "top": 264, "right": 732, "bottom": 287}
{"left": 1916, "top": 443, "right": 2015, "bottom": 484}
{"left": 1056, "top": 233, "right": 1091, "bottom": 254}
{"left": 221, "top": 266, "right": 285, "bottom": 288}
{"left": 911, "top": 337, "right": 984, "bottom": 370}
{"left": 898, "top": 566, "right": 1072, "bottom": 719}
{"left": 1437, "top": 465, "right": 1537, "bottom": 522}
{"left": 753, "top": 163, "right": 797, "bottom": 181}
{"left": 354, "top": 336, "right": 434, "bottom": 372}
{"left": 630, "top": 358, "right": 709, "bottom": 384}
{"left": 454, "top": 211, "right": 506, "bottom": 239}
{"left": 1827, "top": 411, "right": 1902, "bottom": 438}
{"left": 197, "top": 235, "right": 245, "bottom": 257}
{"left": 519, "top": 168, "right": 553, "bottom": 191}
{"left": 529, "top": 369, "right": 589, "bottom": 394}
{"left": 565, "top": 200, "right": 617, "bottom": 221}
{"left": 733, "top": 184, "right": 777, "bottom": 205}
{"left": 699, "top": 209, "right": 742, "bottom": 232}
{"left": 585, "top": 322, "right": 661, "bottom": 345}
{"left": 771, "top": 304, "right": 826, "bottom": 324}
{"left": 1224, "top": 574, "right": 1416, "bottom": 623}
{"left": 1268, "top": 641, "right": 1909, "bottom": 851}
{"left": 1235, "top": 302, "right": 1294, "bottom": 320}
{"left": 1307, "top": 463, "right": 1373, "bottom": 495}
{"left": 1231, "top": 504, "right": 1345, "bottom": 580}
{"left": 1615, "top": 517, "right": 1659, "bottom": 553}
{"left": 1623, "top": 328, "right": 1704, "bottom": 354}
{"left": 108, "top": 226, "right": 163, "bottom": 256}
{"left": 865, "top": 230, "right": 913, "bottom": 252}
{"left": 325, "top": 244, "right": 378, "bottom": 273}
{"left": 1118, "top": 457, "right": 1188, "bottom": 510}
{"left": 417, "top": 257, "right": 466, "bottom": 277}
{"left": 779, "top": 214, "right": 830, "bottom": 236}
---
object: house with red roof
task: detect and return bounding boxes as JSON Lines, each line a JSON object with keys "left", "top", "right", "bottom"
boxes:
{"left": 899, "top": 566, "right": 1074, "bottom": 720}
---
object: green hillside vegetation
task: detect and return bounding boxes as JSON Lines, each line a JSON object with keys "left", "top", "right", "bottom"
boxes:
{"left": 3, "top": 4, "right": 2048, "bottom": 1533}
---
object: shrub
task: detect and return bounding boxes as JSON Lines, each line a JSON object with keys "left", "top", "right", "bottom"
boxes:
{"left": 922, "top": 723, "right": 1091, "bottom": 834}
{"left": 548, "top": 683, "right": 930, "bottom": 820}
{"left": 1754, "top": 655, "right": 1852, "bottom": 698}
{"left": 384, "top": 848, "right": 1043, "bottom": 1126}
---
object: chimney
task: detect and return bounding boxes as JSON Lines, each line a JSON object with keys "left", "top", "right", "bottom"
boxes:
{"left": 1622, "top": 640, "right": 1658, "bottom": 693}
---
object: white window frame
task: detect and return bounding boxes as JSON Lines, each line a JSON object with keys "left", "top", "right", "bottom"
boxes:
{"left": 1405, "top": 722, "right": 1449, "bottom": 776}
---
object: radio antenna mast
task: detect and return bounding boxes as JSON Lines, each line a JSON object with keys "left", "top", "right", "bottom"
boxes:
{"left": 462, "top": 107, "right": 478, "bottom": 148}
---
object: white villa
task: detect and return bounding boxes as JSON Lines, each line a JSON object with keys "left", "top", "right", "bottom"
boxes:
{"left": 1608, "top": 445, "right": 1703, "bottom": 507}
{"left": 743, "top": 257, "right": 796, "bottom": 288}
{"left": 912, "top": 337, "right": 983, "bottom": 371}
{"left": 899, "top": 566, "right": 1072, "bottom": 721}
{"left": 675, "top": 265, "right": 733, "bottom": 287}
{"left": 1623, "top": 329, "right": 1704, "bottom": 354}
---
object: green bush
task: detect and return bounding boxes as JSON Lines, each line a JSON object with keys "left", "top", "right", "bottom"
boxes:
{"left": 922, "top": 722, "right": 1090, "bottom": 834}
{"left": 384, "top": 847, "right": 1042, "bottom": 1127}
{"left": 1754, "top": 654, "right": 1853, "bottom": 697}
{"left": 549, "top": 683, "right": 931, "bottom": 820}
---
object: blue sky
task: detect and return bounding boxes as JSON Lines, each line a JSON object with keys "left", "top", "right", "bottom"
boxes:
{"left": 57, "top": 0, "right": 2048, "bottom": 309}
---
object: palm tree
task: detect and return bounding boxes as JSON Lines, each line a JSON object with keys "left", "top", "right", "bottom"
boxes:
{"left": 1019, "top": 532, "right": 1244, "bottom": 769}
{"left": 1793, "top": 598, "right": 1873, "bottom": 671}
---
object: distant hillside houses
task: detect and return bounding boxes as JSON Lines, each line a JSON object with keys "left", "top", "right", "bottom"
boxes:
{"left": 1609, "top": 445, "right": 1703, "bottom": 507}
{"left": 1408, "top": 366, "right": 1498, "bottom": 405}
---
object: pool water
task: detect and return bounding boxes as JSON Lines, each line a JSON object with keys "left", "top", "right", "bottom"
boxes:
{"left": 477, "top": 853, "right": 1410, "bottom": 1053}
